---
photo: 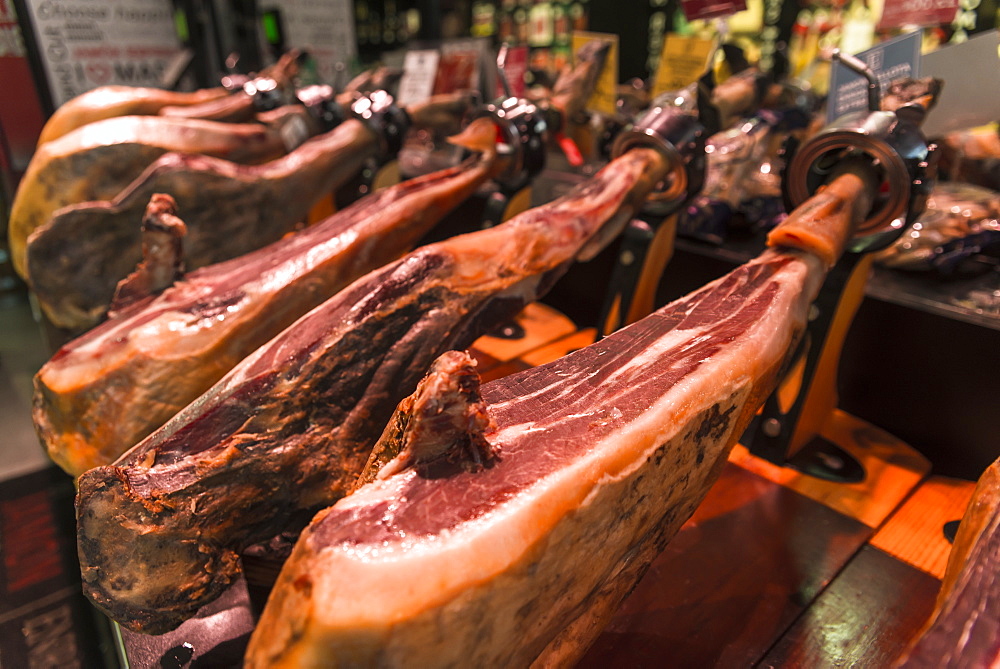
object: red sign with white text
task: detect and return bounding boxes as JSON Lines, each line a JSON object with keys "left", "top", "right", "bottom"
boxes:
{"left": 0, "top": 0, "right": 45, "bottom": 177}
{"left": 680, "top": 0, "right": 747, "bottom": 21}
{"left": 878, "top": 0, "right": 959, "bottom": 30}
{"left": 496, "top": 45, "right": 527, "bottom": 99}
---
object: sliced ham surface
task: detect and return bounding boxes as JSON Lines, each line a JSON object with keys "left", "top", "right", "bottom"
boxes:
{"left": 74, "top": 146, "right": 669, "bottom": 634}
{"left": 245, "top": 163, "right": 880, "bottom": 668}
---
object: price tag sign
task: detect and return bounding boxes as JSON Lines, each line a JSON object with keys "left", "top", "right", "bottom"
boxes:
{"left": 433, "top": 39, "right": 484, "bottom": 95}
{"left": 680, "top": 0, "right": 747, "bottom": 21}
{"left": 827, "top": 31, "right": 922, "bottom": 123}
{"left": 397, "top": 49, "right": 439, "bottom": 107}
{"left": 571, "top": 30, "right": 618, "bottom": 116}
{"left": 652, "top": 34, "right": 715, "bottom": 96}
{"left": 878, "top": 0, "right": 959, "bottom": 31}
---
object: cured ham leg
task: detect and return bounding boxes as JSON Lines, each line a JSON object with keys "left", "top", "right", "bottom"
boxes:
{"left": 26, "top": 93, "right": 473, "bottom": 331}
{"left": 27, "top": 118, "right": 381, "bottom": 332}
{"left": 75, "top": 146, "right": 669, "bottom": 634}
{"left": 244, "top": 160, "right": 880, "bottom": 668}
{"left": 895, "top": 456, "right": 1000, "bottom": 668}
{"left": 36, "top": 87, "right": 229, "bottom": 146}
{"left": 35, "top": 52, "right": 302, "bottom": 144}
{"left": 37, "top": 119, "right": 504, "bottom": 477}
{"left": 547, "top": 40, "right": 610, "bottom": 123}
{"left": 8, "top": 111, "right": 306, "bottom": 277}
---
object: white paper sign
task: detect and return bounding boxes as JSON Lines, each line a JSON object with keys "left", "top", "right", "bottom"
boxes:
{"left": 922, "top": 30, "right": 1000, "bottom": 137}
{"left": 397, "top": 49, "right": 440, "bottom": 106}
{"left": 261, "top": 0, "right": 355, "bottom": 86}
{"left": 22, "top": 0, "right": 182, "bottom": 107}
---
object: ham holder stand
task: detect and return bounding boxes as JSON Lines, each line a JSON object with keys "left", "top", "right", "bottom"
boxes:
{"left": 741, "top": 51, "right": 937, "bottom": 482}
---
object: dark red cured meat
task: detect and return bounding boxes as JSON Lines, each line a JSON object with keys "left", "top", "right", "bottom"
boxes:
{"left": 314, "top": 257, "right": 789, "bottom": 543}
{"left": 243, "top": 162, "right": 883, "bottom": 669}
{"left": 74, "top": 146, "right": 670, "bottom": 634}
{"left": 37, "top": 134, "right": 502, "bottom": 478}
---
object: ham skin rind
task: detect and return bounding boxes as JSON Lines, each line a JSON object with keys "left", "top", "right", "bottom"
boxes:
{"left": 74, "top": 148, "right": 669, "bottom": 633}
{"left": 26, "top": 118, "right": 381, "bottom": 332}
{"left": 895, "top": 457, "right": 1000, "bottom": 668}
{"left": 246, "top": 249, "right": 825, "bottom": 668}
{"left": 766, "top": 162, "right": 879, "bottom": 269}
{"left": 9, "top": 114, "right": 294, "bottom": 278}
{"left": 35, "top": 52, "right": 302, "bottom": 145}
{"left": 36, "top": 86, "right": 229, "bottom": 145}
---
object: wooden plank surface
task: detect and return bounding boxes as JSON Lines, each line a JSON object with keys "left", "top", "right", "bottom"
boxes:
{"left": 470, "top": 302, "right": 577, "bottom": 363}
{"left": 870, "top": 476, "right": 976, "bottom": 579}
{"left": 578, "top": 463, "right": 873, "bottom": 668}
{"left": 520, "top": 327, "right": 598, "bottom": 367}
{"left": 730, "top": 409, "right": 930, "bottom": 528}
{"left": 759, "top": 545, "right": 940, "bottom": 669}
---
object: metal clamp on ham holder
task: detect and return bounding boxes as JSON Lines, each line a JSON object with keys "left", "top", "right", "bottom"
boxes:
{"left": 296, "top": 84, "right": 348, "bottom": 133}
{"left": 744, "top": 52, "right": 938, "bottom": 481}
{"left": 782, "top": 51, "right": 935, "bottom": 254}
{"left": 327, "top": 90, "right": 411, "bottom": 206}
{"left": 349, "top": 90, "right": 411, "bottom": 162}
{"left": 474, "top": 55, "right": 549, "bottom": 228}
{"left": 596, "top": 87, "right": 714, "bottom": 335}
{"left": 243, "top": 76, "right": 287, "bottom": 112}
{"left": 610, "top": 93, "right": 711, "bottom": 215}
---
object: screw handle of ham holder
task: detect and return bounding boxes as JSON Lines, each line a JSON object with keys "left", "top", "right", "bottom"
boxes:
{"left": 477, "top": 50, "right": 550, "bottom": 229}
{"left": 744, "top": 58, "right": 936, "bottom": 481}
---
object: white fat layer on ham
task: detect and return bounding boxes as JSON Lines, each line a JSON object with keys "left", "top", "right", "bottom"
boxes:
{"left": 48, "top": 115, "right": 271, "bottom": 160}
{"left": 265, "top": 250, "right": 821, "bottom": 635}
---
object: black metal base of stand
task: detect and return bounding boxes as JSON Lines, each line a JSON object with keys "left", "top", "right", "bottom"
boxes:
{"left": 942, "top": 519, "right": 960, "bottom": 544}
{"left": 786, "top": 436, "right": 867, "bottom": 484}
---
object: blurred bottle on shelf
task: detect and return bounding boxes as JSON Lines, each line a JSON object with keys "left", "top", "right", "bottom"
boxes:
{"left": 472, "top": 0, "right": 498, "bottom": 37}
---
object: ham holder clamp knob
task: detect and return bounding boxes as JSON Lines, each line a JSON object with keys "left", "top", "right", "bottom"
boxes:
{"left": 745, "top": 51, "right": 939, "bottom": 480}
{"left": 348, "top": 89, "right": 410, "bottom": 161}
{"left": 294, "top": 84, "right": 349, "bottom": 133}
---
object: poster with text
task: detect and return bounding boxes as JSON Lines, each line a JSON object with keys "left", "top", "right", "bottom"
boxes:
{"left": 20, "top": 0, "right": 182, "bottom": 108}
{"left": 653, "top": 34, "right": 714, "bottom": 96}
{"left": 827, "top": 31, "right": 922, "bottom": 123}
{"left": 261, "top": 0, "right": 355, "bottom": 87}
